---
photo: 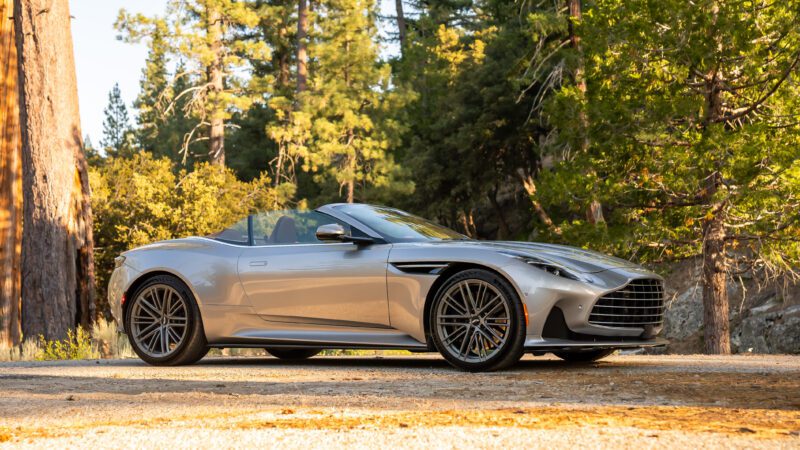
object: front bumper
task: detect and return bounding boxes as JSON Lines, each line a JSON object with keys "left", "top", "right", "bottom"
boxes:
{"left": 502, "top": 260, "right": 666, "bottom": 342}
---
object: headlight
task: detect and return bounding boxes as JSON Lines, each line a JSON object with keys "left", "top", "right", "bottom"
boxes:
{"left": 518, "top": 256, "right": 580, "bottom": 281}
{"left": 114, "top": 256, "right": 126, "bottom": 269}
{"left": 502, "top": 252, "right": 597, "bottom": 284}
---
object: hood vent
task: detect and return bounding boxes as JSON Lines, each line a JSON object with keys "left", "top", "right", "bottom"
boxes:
{"left": 391, "top": 262, "right": 450, "bottom": 275}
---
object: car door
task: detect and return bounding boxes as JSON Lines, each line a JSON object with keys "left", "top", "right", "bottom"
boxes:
{"left": 237, "top": 210, "right": 392, "bottom": 327}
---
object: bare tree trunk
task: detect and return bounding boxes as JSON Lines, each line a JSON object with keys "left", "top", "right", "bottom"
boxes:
{"left": 586, "top": 199, "right": 605, "bottom": 224}
{"left": 488, "top": 186, "right": 510, "bottom": 239}
{"left": 395, "top": 0, "right": 406, "bottom": 51}
{"left": 14, "top": 0, "right": 95, "bottom": 340}
{"left": 519, "top": 172, "right": 561, "bottom": 235}
{"left": 0, "top": 0, "right": 22, "bottom": 347}
{"left": 567, "top": 0, "right": 586, "bottom": 103}
{"left": 567, "top": 0, "right": 604, "bottom": 224}
{"left": 296, "top": 0, "right": 308, "bottom": 94}
{"left": 702, "top": 210, "right": 730, "bottom": 354}
{"left": 273, "top": 143, "right": 285, "bottom": 187}
{"left": 346, "top": 178, "right": 354, "bottom": 203}
{"left": 207, "top": 5, "right": 225, "bottom": 166}
{"left": 345, "top": 147, "right": 355, "bottom": 203}
{"left": 697, "top": 1, "right": 730, "bottom": 353}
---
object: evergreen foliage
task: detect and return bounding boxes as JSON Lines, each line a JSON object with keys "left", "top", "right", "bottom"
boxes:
{"left": 100, "top": 83, "right": 134, "bottom": 158}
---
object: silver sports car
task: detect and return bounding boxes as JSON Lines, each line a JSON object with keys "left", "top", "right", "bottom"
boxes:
{"left": 109, "top": 203, "right": 667, "bottom": 371}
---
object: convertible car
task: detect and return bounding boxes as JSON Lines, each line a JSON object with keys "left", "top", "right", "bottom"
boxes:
{"left": 109, "top": 203, "right": 667, "bottom": 371}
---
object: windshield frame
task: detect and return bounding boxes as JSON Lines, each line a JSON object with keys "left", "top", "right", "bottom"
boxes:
{"left": 321, "top": 204, "right": 469, "bottom": 244}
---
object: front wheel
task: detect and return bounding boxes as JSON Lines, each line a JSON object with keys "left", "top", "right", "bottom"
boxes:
{"left": 430, "top": 269, "right": 526, "bottom": 372}
{"left": 125, "top": 275, "right": 209, "bottom": 366}
{"left": 265, "top": 348, "right": 321, "bottom": 360}
{"left": 553, "top": 349, "right": 615, "bottom": 363}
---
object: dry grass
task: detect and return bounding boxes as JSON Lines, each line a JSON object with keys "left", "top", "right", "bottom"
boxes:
{"left": 0, "top": 319, "right": 134, "bottom": 362}
{"left": 1, "top": 405, "right": 798, "bottom": 443}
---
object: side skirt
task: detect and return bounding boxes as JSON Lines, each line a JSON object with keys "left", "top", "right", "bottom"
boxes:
{"left": 211, "top": 329, "right": 429, "bottom": 350}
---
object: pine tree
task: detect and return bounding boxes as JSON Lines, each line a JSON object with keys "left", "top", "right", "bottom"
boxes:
{"left": 302, "top": 0, "right": 411, "bottom": 203}
{"left": 227, "top": 0, "right": 296, "bottom": 182}
{"left": 101, "top": 83, "right": 134, "bottom": 158}
{"left": 132, "top": 18, "right": 171, "bottom": 156}
{"left": 117, "top": 1, "right": 269, "bottom": 166}
{"left": 538, "top": 0, "right": 800, "bottom": 353}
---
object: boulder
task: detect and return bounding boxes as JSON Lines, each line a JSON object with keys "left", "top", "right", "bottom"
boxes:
{"left": 733, "top": 305, "right": 800, "bottom": 354}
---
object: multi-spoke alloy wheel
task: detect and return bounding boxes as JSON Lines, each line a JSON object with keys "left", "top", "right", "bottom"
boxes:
{"left": 131, "top": 284, "right": 188, "bottom": 358}
{"left": 431, "top": 269, "right": 526, "bottom": 371}
{"left": 125, "top": 275, "right": 209, "bottom": 366}
{"left": 435, "top": 280, "right": 510, "bottom": 363}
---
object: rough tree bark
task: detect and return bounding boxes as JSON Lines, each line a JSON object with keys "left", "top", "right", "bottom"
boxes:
{"left": 395, "top": 0, "right": 406, "bottom": 51}
{"left": 567, "top": 0, "right": 604, "bottom": 225}
{"left": 702, "top": 209, "right": 730, "bottom": 354}
{"left": 207, "top": 4, "right": 225, "bottom": 166}
{"left": 0, "top": 0, "right": 22, "bottom": 347}
{"left": 14, "top": 0, "right": 95, "bottom": 341}
{"left": 271, "top": 0, "right": 309, "bottom": 186}
{"left": 696, "top": 0, "right": 731, "bottom": 354}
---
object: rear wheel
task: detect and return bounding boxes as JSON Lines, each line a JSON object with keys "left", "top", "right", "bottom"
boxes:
{"left": 430, "top": 269, "right": 526, "bottom": 372}
{"left": 125, "top": 275, "right": 208, "bottom": 366}
{"left": 553, "top": 349, "right": 615, "bottom": 363}
{"left": 265, "top": 348, "right": 321, "bottom": 360}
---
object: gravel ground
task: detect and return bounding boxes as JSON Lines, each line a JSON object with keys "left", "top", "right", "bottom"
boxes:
{"left": 1, "top": 354, "right": 799, "bottom": 448}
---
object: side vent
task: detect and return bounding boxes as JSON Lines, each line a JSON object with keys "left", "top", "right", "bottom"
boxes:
{"left": 391, "top": 262, "right": 450, "bottom": 275}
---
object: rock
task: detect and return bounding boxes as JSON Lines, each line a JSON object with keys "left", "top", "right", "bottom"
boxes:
{"left": 733, "top": 305, "right": 800, "bottom": 354}
{"left": 663, "top": 284, "right": 704, "bottom": 341}
{"left": 657, "top": 258, "right": 799, "bottom": 354}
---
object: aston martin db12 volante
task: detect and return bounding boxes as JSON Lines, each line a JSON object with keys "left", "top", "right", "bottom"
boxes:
{"left": 109, "top": 203, "right": 667, "bottom": 371}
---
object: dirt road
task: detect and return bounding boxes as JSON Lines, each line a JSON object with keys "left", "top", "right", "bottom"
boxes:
{"left": 1, "top": 354, "right": 799, "bottom": 448}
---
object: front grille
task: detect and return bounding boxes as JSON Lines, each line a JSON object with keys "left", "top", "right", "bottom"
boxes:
{"left": 588, "top": 279, "right": 665, "bottom": 328}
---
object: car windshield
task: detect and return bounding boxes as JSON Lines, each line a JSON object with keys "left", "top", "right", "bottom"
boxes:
{"left": 333, "top": 204, "right": 467, "bottom": 242}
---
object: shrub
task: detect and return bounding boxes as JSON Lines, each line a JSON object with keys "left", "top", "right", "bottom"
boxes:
{"left": 35, "top": 327, "right": 97, "bottom": 361}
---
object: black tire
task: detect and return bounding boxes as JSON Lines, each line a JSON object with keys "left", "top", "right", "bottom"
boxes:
{"left": 125, "top": 275, "right": 209, "bottom": 366}
{"left": 265, "top": 348, "right": 321, "bottom": 360}
{"left": 430, "top": 269, "right": 526, "bottom": 372}
{"left": 553, "top": 349, "right": 615, "bottom": 363}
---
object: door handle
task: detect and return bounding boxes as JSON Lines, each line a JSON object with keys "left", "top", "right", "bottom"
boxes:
{"left": 249, "top": 260, "right": 269, "bottom": 267}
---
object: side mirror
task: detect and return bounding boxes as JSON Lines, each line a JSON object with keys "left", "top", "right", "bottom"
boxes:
{"left": 315, "top": 223, "right": 346, "bottom": 242}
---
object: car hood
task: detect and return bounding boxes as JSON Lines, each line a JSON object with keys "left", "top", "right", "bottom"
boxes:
{"left": 468, "top": 241, "right": 640, "bottom": 273}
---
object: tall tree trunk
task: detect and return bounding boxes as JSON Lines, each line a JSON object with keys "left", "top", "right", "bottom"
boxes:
{"left": 207, "top": 4, "right": 225, "bottom": 166}
{"left": 296, "top": 0, "right": 308, "bottom": 93}
{"left": 395, "top": 0, "right": 406, "bottom": 51}
{"left": 697, "top": 1, "right": 730, "bottom": 353}
{"left": 488, "top": 186, "right": 510, "bottom": 239}
{"left": 567, "top": 0, "right": 586, "bottom": 103}
{"left": 0, "top": 0, "right": 22, "bottom": 347}
{"left": 702, "top": 210, "right": 730, "bottom": 354}
{"left": 567, "top": 0, "right": 603, "bottom": 224}
{"left": 346, "top": 178, "right": 354, "bottom": 203}
{"left": 277, "top": 51, "right": 290, "bottom": 89}
{"left": 519, "top": 171, "right": 561, "bottom": 235}
{"left": 14, "top": 0, "right": 95, "bottom": 340}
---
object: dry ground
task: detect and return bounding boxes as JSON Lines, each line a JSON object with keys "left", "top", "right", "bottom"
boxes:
{"left": 0, "top": 354, "right": 799, "bottom": 448}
